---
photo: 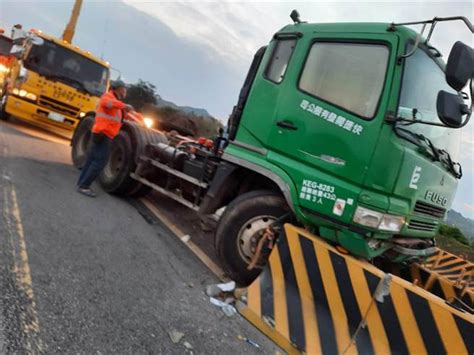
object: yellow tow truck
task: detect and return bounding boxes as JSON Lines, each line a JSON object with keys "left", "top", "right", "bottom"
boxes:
{"left": 0, "top": 0, "right": 110, "bottom": 138}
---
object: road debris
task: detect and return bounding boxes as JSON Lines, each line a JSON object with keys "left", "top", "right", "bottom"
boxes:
{"left": 205, "top": 281, "right": 235, "bottom": 297}
{"left": 181, "top": 235, "right": 191, "bottom": 243}
{"left": 238, "top": 335, "right": 261, "bottom": 350}
{"left": 209, "top": 297, "right": 237, "bottom": 317}
{"left": 206, "top": 281, "right": 238, "bottom": 316}
{"left": 183, "top": 341, "right": 193, "bottom": 350}
{"left": 168, "top": 329, "right": 185, "bottom": 344}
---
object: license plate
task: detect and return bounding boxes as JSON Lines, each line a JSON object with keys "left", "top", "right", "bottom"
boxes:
{"left": 48, "top": 112, "right": 65, "bottom": 123}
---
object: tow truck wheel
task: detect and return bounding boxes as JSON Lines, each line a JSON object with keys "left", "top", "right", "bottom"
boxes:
{"left": 215, "top": 190, "right": 290, "bottom": 286}
{"left": 99, "top": 131, "right": 137, "bottom": 195}
{"left": 0, "top": 94, "right": 10, "bottom": 121}
{"left": 71, "top": 115, "right": 94, "bottom": 169}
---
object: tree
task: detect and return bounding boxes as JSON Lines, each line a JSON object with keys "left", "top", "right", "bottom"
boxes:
{"left": 124, "top": 80, "right": 158, "bottom": 110}
{"left": 438, "top": 224, "right": 470, "bottom": 245}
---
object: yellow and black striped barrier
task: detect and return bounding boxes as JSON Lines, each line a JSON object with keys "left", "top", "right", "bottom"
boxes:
{"left": 409, "top": 249, "right": 473, "bottom": 312}
{"left": 237, "top": 224, "right": 473, "bottom": 354}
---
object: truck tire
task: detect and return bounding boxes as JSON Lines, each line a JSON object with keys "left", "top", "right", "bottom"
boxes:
{"left": 99, "top": 125, "right": 168, "bottom": 196}
{"left": 71, "top": 116, "right": 94, "bottom": 169}
{"left": 215, "top": 190, "right": 290, "bottom": 286}
{"left": 99, "top": 131, "right": 136, "bottom": 195}
{"left": 0, "top": 95, "right": 10, "bottom": 121}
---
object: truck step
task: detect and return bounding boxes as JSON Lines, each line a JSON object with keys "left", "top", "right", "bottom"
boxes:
{"left": 130, "top": 172, "right": 199, "bottom": 211}
{"left": 139, "top": 156, "right": 208, "bottom": 188}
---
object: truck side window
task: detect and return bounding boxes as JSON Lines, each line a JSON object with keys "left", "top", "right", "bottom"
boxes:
{"left": 264, "top": 39, "right": 296, "bottom": 84}
{"left": 299, "top": 42, "right": 389, "bottom": 119}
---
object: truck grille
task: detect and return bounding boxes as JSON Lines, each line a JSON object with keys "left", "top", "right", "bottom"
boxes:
{"left": 414, "top": 201, "right": 446, "bottom": 219}
{"left": 408, "top": 219, "right": 437, "bottom": 232}
{"left": 39, "top": 95, "right": 80, "bottom": 117}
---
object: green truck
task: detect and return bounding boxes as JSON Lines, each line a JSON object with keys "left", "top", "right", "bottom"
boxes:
{"left": 71, "top": 13, "right": 473, "bottom": 285}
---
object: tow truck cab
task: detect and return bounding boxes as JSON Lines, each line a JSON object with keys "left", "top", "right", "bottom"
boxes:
{"left": 225, "top": 20, "right": 472, "bottom": 261}
{"left": 0, "top": 30, "right": 110, "bottom": 138}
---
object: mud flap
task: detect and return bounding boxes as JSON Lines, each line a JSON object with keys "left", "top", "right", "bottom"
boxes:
{"left": 236, "top": 224, "right": 473, "bottom": 354}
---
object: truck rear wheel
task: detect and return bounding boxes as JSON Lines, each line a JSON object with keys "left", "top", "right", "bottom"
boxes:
{"left": 98, "top": 126, "right": 168, "bottom": 196}
{"left": 215, "top": 190, "right": 290, "bottom": 286}
{"left": 71, "top": 116, "right": 94, "bottom": 169}
{"left": 99, "top": 131, "right": 137, "bottom": 195}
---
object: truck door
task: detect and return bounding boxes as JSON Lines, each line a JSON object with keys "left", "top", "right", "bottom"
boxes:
{"left": 231, "top": 35, "right": 298, "bottom": 150}
{"left": 265, "top": 32, "right": 398, "bottom": 199}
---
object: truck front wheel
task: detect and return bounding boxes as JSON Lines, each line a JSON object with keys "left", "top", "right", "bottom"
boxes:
{"left": 215, "top": 190, "right": 290, "bottom": 286}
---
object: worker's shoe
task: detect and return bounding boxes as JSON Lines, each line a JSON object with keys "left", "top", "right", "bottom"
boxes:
{"left": 77, "top": 187, "right": 97, "bottom": 198}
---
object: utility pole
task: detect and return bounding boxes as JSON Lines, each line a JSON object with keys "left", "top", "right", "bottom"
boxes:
{"left": 62, "top": 0, "right": 83, "bottom": 43}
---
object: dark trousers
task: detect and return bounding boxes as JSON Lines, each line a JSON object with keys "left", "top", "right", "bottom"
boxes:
{"left": 77, "top": 133, "right": 111, "bottom": 189}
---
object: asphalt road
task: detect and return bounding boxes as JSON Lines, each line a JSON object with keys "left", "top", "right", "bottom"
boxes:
{"left": 0, "top": 119, "right": 277, "bottom": 354}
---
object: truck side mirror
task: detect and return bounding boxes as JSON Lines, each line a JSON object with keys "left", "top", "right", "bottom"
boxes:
{"left": 446, "top": 41, "right": 474, "bottom": 91}
{"left": 437, "top": 90, "right": 466, "bottom": 128}
{"left": 10, "top": 47, "right": 24, "bottom": 59}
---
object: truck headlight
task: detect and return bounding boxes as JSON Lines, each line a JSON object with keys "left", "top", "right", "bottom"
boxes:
{"left": 353, "top": 206, "right": 405, "bottom": 232}
{"left": 379, "top": 214, "right": 406, "bottom": 232}
{"left": 353, "top": 206, "right": 382, "bottom": 228}
{"left": 12, "top": 88, "right": 37, "bottom": 101}
{"left": 26, "top": 93, "right": 37, "bottom": 101}
{"left": 143, "top": 117, "right": 153, "bottom": 128}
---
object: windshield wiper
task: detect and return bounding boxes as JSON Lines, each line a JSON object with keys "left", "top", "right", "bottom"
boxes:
{"left": 395, "top": 126, "right": 440, "bottom": 161}
{"left": 43, "top": 73, "right": 92, "bottom": 95}
{"left": 438, "top": 149, "right": 463, "bottom": 178}
{"left": 395, "top": 126, "right": 462, "bottom": 178}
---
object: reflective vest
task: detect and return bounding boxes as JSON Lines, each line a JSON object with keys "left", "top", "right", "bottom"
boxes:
{"left": 91, "top": 90, "right": 126, "bottom": 139}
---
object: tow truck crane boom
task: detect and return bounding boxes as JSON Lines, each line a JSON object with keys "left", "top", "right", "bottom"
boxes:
{"left": 62, "top": 0, "right": 83, "bottom": 43}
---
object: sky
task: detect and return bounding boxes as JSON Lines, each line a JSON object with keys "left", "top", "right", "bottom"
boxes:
{"left": 0, "top": 0, "right": 473, "bottom": 218}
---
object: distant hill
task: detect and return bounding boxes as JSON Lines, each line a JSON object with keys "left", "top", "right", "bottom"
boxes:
{"left": 156, "top": 97, "right": 212, "bottom": 119}
{"left": 446, "top": 210, "right": 474, "bottom": 244}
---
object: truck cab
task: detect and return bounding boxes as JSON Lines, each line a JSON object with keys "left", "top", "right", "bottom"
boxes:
{"left": 224, "top": 20, "right": 470, "bottom": 263}
{"left": 0, "top": 30, "right": 110, "bottom": 138}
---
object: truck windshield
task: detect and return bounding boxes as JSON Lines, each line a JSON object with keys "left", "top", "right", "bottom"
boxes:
{"left": 398, "top": 46, "right": 461, "bottom": 161}
{"left": 0, "top": 35, "right": 13, "bottom": 55}
{"left": 24, "top": 39, "right": 108, "bottom": 97}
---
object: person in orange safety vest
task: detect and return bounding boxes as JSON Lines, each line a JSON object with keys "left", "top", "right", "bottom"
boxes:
{"left": 76, "top": 80, "right": 133, "bottom": 197}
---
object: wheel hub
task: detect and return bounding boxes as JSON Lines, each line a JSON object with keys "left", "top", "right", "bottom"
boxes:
{"left": 104, "top": 145, "right": 124, "bottom": 179}
{"left": 237, "top": 215, "right": 276, "bottom": 267}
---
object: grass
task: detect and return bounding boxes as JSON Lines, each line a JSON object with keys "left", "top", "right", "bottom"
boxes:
{"left": 435, "top": 234, "right": 473, "bottom": 261}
